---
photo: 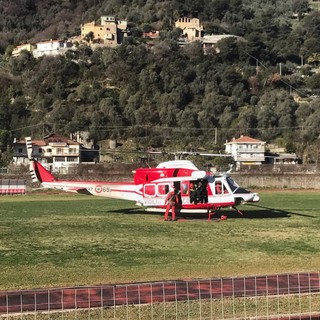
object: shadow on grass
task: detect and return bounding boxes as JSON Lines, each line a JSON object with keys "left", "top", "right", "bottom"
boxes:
{"left": 111, "top": 205, "right": 304, "bottom": 220}
{"left": 246, "top": 203, "right": 316, "bottom": 218}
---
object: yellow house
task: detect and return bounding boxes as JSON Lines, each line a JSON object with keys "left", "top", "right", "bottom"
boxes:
{"left": 12, "top": 43, "right": 35, "bottom": 57}
{"left": 81, "top": 16, "right": 127, "bottom": 47}
{"left": 175, "top": 17, "right": 203, "bottom": 42}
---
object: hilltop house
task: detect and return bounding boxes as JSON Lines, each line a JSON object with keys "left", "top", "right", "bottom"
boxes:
{"left": 11, "top": 15, "right": 127, "bottom": 58}
{"left": 225, "top": 135, "right": 266, "bottom": 169}
{"left": 11, "top": 43, "right": 36, "bottom": 57}
{"left": 175, "top": 17, "right": 204, "bottom": 42}
{"left": 11, "top": 40, "right": 76, "bottom": 58}
{"left": 202, "top": 34, "right": 238, "bottom": 54}
{"left": 32, "top": 40, "right": 75, "bottom": 58}
{"left": 81, "top": 15, "right": 128, "bottom": 47}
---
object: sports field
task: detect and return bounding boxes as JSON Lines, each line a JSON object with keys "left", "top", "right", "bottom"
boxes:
{"left": 0, "top": 191, "right": 319, "bottom": 290}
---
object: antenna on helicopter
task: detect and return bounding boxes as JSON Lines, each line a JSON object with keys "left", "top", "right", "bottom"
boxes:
{"left": 226, "top": 164, "right": 234, "bottom": 173}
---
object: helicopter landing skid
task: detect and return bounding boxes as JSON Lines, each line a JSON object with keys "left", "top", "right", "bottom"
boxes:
{"left": 232, "top": 206, "right": 244, "bottom": 216}
{"left": 207, "top": 206, "right": 243, "bottom": 221}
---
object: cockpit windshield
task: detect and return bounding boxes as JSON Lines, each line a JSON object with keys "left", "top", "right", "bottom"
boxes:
{"left": 226, "top": 176, "right": 239, "bottom": 192}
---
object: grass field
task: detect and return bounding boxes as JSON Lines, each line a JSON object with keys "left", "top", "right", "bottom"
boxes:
{"left": 0, "top": 191, "right": 320, "bottom": 290}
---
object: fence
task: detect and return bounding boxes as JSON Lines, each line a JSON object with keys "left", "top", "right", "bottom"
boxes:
{"left": 0, "top": 272, "right": 320, "bottom": 319}
{"left": 0, "top": 179, "right": 26, "bottom": 195}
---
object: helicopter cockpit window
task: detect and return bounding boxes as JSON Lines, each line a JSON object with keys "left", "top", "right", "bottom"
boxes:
{"left": 215, "top": 181, "right": 229, "bottom": 194}
{"left": 226, "top": 177, "right": 239, "bottom": 192}
{"left": 215, "top": 182, "right": 222, "bottom": 194}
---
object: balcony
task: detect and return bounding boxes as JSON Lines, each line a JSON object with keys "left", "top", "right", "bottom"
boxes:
{"left": 43, "top": 150, "right": 79, "bottom": 157}
{"left": 235, "top": 153, "right": 265, "bottom": 162}
{"left": 236, "top": 147, "right": 265, "bottom": 153}
{"left": 48, "top": 142, "right": 67, "bottom": 147}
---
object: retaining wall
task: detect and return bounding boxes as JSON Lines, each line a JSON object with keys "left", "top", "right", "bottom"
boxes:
{"left": 232, "top": 173, "right": 320, "bottom": 189}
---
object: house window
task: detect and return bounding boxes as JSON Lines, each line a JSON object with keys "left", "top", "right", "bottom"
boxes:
{"left": 67, "top": 157, "right": 77, "bottom": 162}
{"left": 18, "top": 148, "right": 22, "bottom": 153}
{"left": 55, "top": 157, "right": 65, "bottom": 162}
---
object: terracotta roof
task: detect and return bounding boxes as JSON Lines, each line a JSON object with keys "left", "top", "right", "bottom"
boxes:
{"left": 16, "top": 133, "right": 79, "bottom": 146}
{"left": 226, "top": 136, "right": 265, "bottom": 144}
{"left": 31, "top": 140, "right": 46, "bottom": 146}
{"left": 44, "top": 133, "right": 79, "bottom": 145}
{"left": 16, "top": 139, "right": 46, "bottom": 146}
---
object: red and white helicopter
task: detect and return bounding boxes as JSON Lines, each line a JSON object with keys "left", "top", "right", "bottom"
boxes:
{"left": 26, "top": 137, "right": 259, "bottom": 220}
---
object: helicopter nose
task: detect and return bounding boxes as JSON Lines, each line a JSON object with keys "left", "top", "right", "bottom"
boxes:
{"left": 242, "top": 192, "right": 260, "bottom": 202}
{"left": 252, "top": 193, "right": 260, "bottom": 202}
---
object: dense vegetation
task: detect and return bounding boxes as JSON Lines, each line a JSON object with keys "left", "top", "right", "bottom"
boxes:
{"left": 1, "top": 0, "right": 320, "bottom": 166}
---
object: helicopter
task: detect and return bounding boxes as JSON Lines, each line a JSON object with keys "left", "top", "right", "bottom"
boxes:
{"left": 25, "top": 137, "right": 259, "bottom": 220}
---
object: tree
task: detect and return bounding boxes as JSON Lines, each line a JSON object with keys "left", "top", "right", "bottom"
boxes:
{"left": 292, "top": 0, "right": 309, "bottom": 21}
{"left": 236, "top": 105, "right": 257, "bottom": 136}
{"left": 216, "top": 37, "right": 240, "bottom": 63}
{"left": 85, "top": 31, "right": 94, "bottom": 42}
{"left": 0, "top": 129, "right": 11, "bottom": 151}
{"left": 305, "top": 73, "right": 320, "bottom": 92}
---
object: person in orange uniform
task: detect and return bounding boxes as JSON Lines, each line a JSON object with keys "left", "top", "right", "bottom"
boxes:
{"left": 164, "top": 187, "right": 179, "bottom": 221}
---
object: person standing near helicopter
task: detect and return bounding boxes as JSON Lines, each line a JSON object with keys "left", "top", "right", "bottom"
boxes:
{"left": 164, "top": 187, "right": 179, "bottom": 221}
{"left": 189, "top": 182, "right": 197, "bottom": 204}
{"left": 196, "top": 181, "right": 204, "bottom": 203}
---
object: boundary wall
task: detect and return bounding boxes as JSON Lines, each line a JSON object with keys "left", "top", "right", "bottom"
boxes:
{"left": 0, "top": 179, "right": 26, "bottom": 195}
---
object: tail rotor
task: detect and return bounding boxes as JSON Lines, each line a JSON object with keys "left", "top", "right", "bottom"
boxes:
{"left": 25, "top": 137, "right": 56, "bottom": 183}
{"left": 25, "top": 137, "right": 39, "bottom": 183}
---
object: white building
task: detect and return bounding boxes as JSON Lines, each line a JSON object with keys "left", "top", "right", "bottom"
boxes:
{"left": 33, "top": 40, "right": 75, "bottom": 58}
{"left": 225, "top": 135, "right": 266, "bottom": 169}
{"left": 13, "top": 133, "right": 80, "bottom": 174}
{"left": 202, "top": 34, "right": 238, "bottom": 54}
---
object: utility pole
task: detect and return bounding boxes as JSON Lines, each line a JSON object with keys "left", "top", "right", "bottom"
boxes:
{"left": 279, "top": 62, "right": 282, "bottom": 76}
{"left": 214, "top": 128, "right": 218, "bottom": 145}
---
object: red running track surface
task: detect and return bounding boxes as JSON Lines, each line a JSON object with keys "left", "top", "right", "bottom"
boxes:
{"left": 0, "top": 272, "right": 319, "bottom": 316}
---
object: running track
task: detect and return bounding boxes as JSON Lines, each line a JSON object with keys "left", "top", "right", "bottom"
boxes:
{"left": 0, "top": 272, "right": 319, "bottom": 319}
